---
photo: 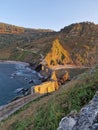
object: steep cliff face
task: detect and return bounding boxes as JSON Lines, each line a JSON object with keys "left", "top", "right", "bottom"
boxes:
{"left": 45, "top": 39, "right": 72, "bottom": 66}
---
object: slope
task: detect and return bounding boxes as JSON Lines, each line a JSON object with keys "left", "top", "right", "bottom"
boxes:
{"left": 0, "top": 22, "right": 98, "bottom": 67}
{"left": 58, "top": 22, "right": 98, "bottom": 66}
{"left": 0, "top": 22, "right": 55, "bottom": 62}
{"left": 0, "top": 66, "right": 98, "bottom": 130}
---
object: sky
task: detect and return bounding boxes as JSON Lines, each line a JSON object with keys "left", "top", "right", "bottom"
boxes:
{"left": 0, "top": 0, "right": 98, "bottom": 31}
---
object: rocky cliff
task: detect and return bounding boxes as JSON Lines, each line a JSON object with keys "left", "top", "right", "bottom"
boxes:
{"left": 57, "top": 91, "right": 98, "bottom": 130}
{"left": 45, "top": 39, "right": 72, "bottom": 66}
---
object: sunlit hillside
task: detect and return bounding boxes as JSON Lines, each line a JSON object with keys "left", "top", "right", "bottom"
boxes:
{"left": 45, "top": 39, "right": 72, "bottom": 66}
{"left": 0, "top": 22, "right": 98, "bottom": 66}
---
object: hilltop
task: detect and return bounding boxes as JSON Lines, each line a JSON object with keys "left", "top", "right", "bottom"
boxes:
{"left": 0, "top": 22, "right": 53, "bottom": 34}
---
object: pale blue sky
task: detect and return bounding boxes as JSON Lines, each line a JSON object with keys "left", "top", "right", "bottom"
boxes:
{"left": 0, "top": 0, "right": 98, "bottom": 31}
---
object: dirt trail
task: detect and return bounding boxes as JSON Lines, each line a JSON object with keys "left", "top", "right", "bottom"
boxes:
{"left": 50, "top": 65, "right": 90, "bottom": 70}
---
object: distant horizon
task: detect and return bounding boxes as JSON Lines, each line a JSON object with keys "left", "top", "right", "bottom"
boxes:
{"left": 0, "top": 20, "right": 97, "bottom": 32}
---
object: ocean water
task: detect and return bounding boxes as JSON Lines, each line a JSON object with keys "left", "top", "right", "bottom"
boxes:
{"left": 0, "top": 62, "right": 41, "bottom": 106}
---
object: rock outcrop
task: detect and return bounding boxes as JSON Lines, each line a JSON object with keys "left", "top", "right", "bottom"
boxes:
{"left": 57, "top": 91, "right": 98, "bottom": 130}
{"left": 45, "top": 39, "right": 72, "bottom": 67}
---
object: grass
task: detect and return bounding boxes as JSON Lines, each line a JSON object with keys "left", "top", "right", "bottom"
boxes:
{"left": 0, "top": 66, "right": 98, "bottom": 130}
{"left": 0, "top": 48, "right": 11, "bottom": 60}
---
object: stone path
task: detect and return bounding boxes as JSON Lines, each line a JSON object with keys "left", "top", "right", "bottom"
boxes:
{"left": 0, "top": 93, "right": 41, "bottom": 121}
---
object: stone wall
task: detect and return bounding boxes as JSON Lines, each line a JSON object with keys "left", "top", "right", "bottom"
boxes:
{"left": 34, "top": 81, "right": 59, "bottom": 94}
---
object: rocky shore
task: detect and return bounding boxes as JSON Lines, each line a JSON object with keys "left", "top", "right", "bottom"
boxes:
{"left": 0, "top": 61, "right": 43, "bottom": 105}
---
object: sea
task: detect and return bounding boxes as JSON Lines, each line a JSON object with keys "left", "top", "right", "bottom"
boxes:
{"left": 0, "top": 61, "right": 41, "bottom": 106}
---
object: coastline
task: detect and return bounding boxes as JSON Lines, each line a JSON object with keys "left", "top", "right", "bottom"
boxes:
{"left": 0, "top": 60, "right": 29, "bottom": 66}
{"left": 0, "top": 60, "right": 43, "bottom": 106}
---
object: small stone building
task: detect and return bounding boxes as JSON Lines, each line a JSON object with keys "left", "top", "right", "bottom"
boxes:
{"left": 33, "top": 70, "right": 69, "bottom": 94}
{"left": 34, "top": 80, "right": 59, "bottom": 94}
{"left": 34, "top": 71, "right": 59, "bottom": 94}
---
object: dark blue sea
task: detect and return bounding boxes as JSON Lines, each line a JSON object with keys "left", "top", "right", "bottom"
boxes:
{"left": 0, "top": 61, "right": 41, "bottom": 106}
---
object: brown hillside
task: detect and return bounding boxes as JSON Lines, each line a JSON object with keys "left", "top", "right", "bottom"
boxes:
{"left": 0, "top": 22, "right": 98, "bottom": 66}
{"left": 0, "top": 23, "right": 24, "bottom": 34}
{"left": 0, "top": 22, "right": 53, "bottom": 34}
{"left": 58, "top": 22, "right": 98, "bottom": 66}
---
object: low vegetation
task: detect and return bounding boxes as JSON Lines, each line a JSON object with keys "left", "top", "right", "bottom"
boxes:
{"left": 0, "top": 66, "right": 98, "bottom": 130}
